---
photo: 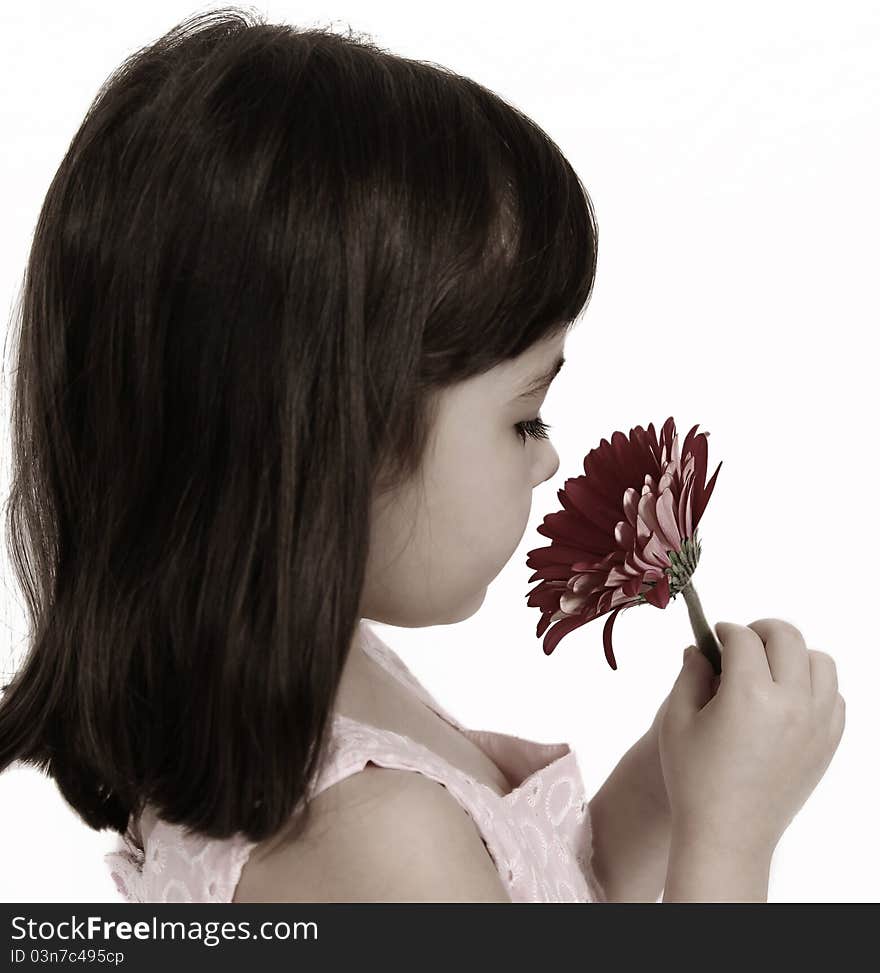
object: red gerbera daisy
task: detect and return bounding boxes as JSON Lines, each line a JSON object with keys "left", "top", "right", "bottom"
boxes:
{"left": 525, "top": 416, "right": 722, "bottom": 671}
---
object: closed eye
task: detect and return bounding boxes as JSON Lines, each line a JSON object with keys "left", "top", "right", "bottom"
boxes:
{"left": 515, "top": 416, "right": 552, "bottom": 445}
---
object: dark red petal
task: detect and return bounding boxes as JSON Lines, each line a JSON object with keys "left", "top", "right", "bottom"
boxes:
{"left": 542, "top": 613, "right": 589, "bottom": 656}
{"left": 695, "top": 460, "right": 722, "bottom": 530}
{"left": 526, "top": 544, "right": 586, "bottom": 568}
{"left": 561, "top": 477, "right": 622, "bottom": 531}
{"left": 526, "top": 584, "right": 565, "bottom": 611}
{"left": 536, "top": 610, "right": 555, "bottom": 639}
{"left": 538, "top": 509, "right": 610, "bottom": 549}
{"left": 602, "top": 607, "right": 624, "bottom": 670}
{"left": 528, "top": 564, "right": 573, "bottom": 583}
{"left": 643, "top": 573, "right": 671, "bottom": 608}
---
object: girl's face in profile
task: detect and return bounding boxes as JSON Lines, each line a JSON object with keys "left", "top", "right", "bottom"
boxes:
{"left": 360, "top": 331, "right": 565, "bottom": 628}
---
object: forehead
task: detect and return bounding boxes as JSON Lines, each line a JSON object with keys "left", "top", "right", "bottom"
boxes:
{"left": 440, "top": 332, "right": 567, "bottom": 412}
{"left": 499, "top": 332, "right": 567, "bottom": 387}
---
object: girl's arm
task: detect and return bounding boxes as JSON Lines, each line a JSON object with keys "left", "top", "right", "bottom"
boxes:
{"left": 587, "top": 732, "right": 672, "bottom": 903}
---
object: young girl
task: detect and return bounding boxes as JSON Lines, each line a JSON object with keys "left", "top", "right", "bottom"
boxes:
{"left": 0, "top": 9, "right": 843, "bottom": 904}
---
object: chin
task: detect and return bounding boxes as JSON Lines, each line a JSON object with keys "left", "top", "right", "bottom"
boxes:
{"left": 456, "top": 583, "right": 488, "bottom": 621}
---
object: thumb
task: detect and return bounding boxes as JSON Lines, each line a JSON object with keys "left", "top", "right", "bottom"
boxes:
{"left": 668, "top": 645, "right": 716, "bottom": 720}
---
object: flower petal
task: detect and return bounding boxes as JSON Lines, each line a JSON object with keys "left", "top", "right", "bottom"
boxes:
{"left": 602, "top": 608, "right": 623, "bottom": 670}
{"left": 526, "top": 416, "right": 721, "bottom": 669}
{"left": 542, "top": 613, "right": 590, "bottom": 656}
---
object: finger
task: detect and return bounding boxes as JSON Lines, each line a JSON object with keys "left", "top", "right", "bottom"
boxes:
{"left": 808, "top": 649, "right": 838, "bottom": 703}
{"left": 669, "top": 645, "right": 715, "bottom": 721}
{"left": 831, "top": 694, "right": 846, "bottom": 743}
{"left": 747, "top": 618, "right": 811, "bottom": 691}
{"left": 714, "top": 621, "right": 773, "bottom": 684}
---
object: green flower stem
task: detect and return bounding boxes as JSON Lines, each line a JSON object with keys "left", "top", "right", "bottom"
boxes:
{"left": 680, "top": 580, "right": 722, "bottom": 675}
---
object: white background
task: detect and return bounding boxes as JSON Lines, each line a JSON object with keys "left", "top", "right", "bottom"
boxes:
{"left": 1, "top": 0, "right": 877, "bottom": 903}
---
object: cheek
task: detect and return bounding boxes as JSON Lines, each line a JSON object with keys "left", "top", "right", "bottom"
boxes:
{"left": 461, "top": 463, "right": 533, "bottom": 551}
{"left": 461, "top": 438, "right": 526, "bottom": 501}
{"left": 427, "top": 428, "right": 532, "bottom": 541}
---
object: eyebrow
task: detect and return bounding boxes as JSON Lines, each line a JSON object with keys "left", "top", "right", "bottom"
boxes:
{"left": 515, "top": 354, "right": 566, "bottom": 399}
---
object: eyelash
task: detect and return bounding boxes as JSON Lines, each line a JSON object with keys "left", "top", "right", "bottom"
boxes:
{"left": 515, "top": 415, "right": 552, "bottom": 445}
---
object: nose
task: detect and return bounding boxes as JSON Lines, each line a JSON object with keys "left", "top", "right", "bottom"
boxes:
{"left": 537, "top": 441, "right": 560, "bottom": 486}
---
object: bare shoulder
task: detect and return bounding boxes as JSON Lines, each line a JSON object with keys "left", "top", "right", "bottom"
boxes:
{"left": 233, "top": 764, "right": 510, "bottom": 902}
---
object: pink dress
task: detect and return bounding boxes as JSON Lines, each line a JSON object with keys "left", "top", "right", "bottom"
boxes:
{"left": 104, "top": 621, "right": 607, "bottom": 903}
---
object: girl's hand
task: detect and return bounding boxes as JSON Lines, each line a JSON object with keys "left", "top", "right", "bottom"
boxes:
{"left": 657, "top": 620, "right": 845, "bottom": 856}
{"left": 642, "top": 646, "right": 721, "bottom": 809}
{"left": 589, "top": 647, "right": 725, "bottom": 903}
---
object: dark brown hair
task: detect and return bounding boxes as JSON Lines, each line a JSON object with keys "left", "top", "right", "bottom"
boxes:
{"left": 0, "top": 6, "right": 598, "bottom": 847}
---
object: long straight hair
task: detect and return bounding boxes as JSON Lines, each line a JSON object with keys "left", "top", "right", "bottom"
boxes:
{"left": 0, "top": 6, "right": 598, "bottom": 847}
